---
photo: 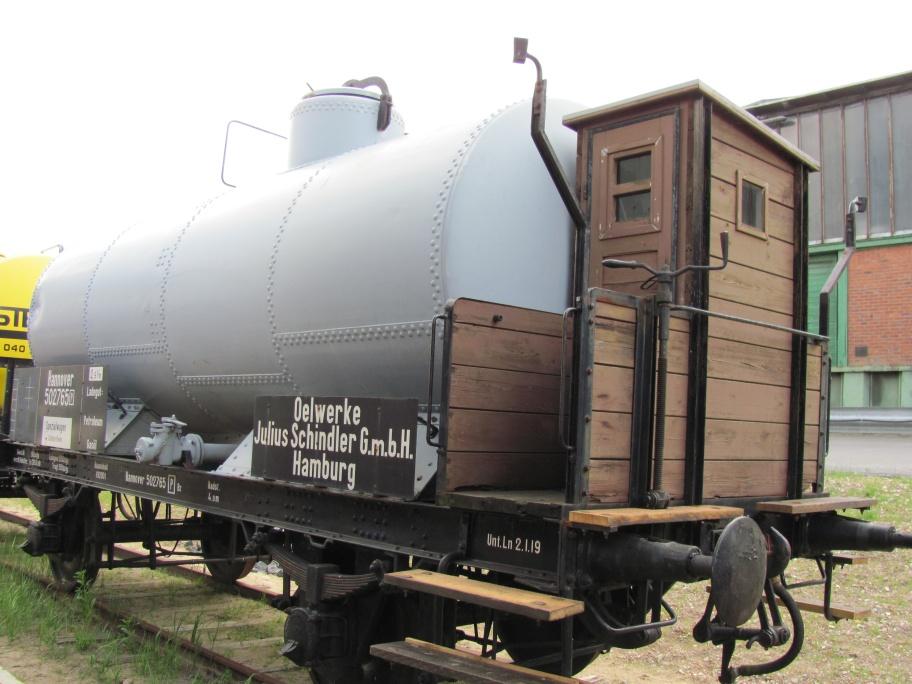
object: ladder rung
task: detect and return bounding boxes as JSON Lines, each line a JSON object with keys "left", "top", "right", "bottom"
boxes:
{"left": 569, "top": 505, "right": 743, "bottom": 530}
{"left": 382, "top": 570, "right": 584, "bottom": 621}
{"left": 755, "top": 496, "right": 876, "bottom": 515}
{"left": 370, "top": 638, "right": 581, "bottom": 683}
{"left": 831, "top": 553, "right": 869, "bottom": 565}
{"left": 776, "top": 596, "right": 871, "bottom": 620}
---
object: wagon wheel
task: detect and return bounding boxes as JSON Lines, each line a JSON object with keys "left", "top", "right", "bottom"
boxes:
{"left": 200, "top": 513, "right": 255, "bottom": 584}
{"left": 494, "top": 614, "right": 599, "bottom": 675}
{"left": 48, "top": 490, "right": 102, "bottom": 592}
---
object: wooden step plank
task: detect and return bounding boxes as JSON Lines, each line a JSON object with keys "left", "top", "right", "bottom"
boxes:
{"left": 569, "top": 505, "right": 743, "bottom": 530}
{"left": 370, "top": 638, "right": 581, "bottom": 684}
{"left": 775, "top": 596, "right": 871, "bottom": 620}
{"left": 382, "top": 571, "right": 583, "bottom": 621}
{"left": 755, "top": 496, "right": 876, "bottom": 515}
{"left": 832, "top": 554, "right": 869, "bottom": 566}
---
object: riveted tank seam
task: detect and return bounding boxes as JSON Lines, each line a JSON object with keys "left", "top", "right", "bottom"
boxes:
{"left": 81, "top": 225, "right": 135, "bottom": 363}
{"left": 177, "top": 373, "right": 288, "bottom": 387}
{"left": 158, "top": 193, "right": 229, "bottom": 426}
{"left": 273, "top": 319, "right": 433, "bottom": 347}
{"left": 265, "top": 164, "right": 329, "bottom": 394}
{"left": 429, "top": 103, "right": 513, "bottom": 316}
{"left": 289, "top": 100, "right": 405, "bottom": 130}
{"left": 89, "top": 343, "right": 165, "bottom": 358}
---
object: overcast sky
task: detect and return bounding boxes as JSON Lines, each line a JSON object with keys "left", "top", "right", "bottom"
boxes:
{"left": 2, "top": 0, "right": 910, "bottom": 257}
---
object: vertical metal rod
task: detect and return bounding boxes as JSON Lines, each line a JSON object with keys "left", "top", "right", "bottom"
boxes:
{"left": 560, "top": 615, "right": 574, "bottom": 676}
{"left": 683, "top": 98, "right": 711, "bottom": 505}
{"left": 558, "top": 307, "right": 577, "bottom": 450}
{"left": 425, "top": 313, "right": 446, "bottom": 448}
{"left": 822, "top": 553, "right": 837, "bottom": 622}
{"left": 653, "top": 293, "right": 671, "bottom": 494}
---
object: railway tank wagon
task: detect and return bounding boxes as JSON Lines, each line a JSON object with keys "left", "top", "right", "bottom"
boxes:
{"left": 27, "top": 87, "right": 577, "bottom": 434}
{"left": 2, "top": 39, "right": 911, "bottom": 684}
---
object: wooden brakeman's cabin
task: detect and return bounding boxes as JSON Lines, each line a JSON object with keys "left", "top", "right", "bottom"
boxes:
{"left": 432, "top": 81, "right": 825, "bottom": 513}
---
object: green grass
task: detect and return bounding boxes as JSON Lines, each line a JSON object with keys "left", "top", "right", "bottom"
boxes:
{"left": 0, "top": 520, "right": 235, "bottom": 683}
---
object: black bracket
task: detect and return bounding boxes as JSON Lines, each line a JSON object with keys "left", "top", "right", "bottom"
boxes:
{"left": 342, "top": 76, "right": 394, "bottom": 131}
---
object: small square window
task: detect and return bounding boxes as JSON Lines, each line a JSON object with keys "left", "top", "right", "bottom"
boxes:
{"left": 616, "top": 152, "right": 651, "bottom": 184}
{"left": 741, "top": 180, "right": 765, "bottom": 229}
{"left": 736, "top": 171, "right": 768, "bottom": 240}
{"left": 615, "top": 190, "right": 651, "bottom": 221}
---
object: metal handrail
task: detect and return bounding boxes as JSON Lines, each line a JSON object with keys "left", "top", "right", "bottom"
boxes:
{"left": 425, "top": 313, "right": 447, "bottom": 448}
{"left": 557, "top": 306, "right": 578, "bottom": 450}
{"left": 220, "top": 119, "right": 287, "bottom": 188}
{"left": 668, "top": 305, "right": 828, "bottom": 342}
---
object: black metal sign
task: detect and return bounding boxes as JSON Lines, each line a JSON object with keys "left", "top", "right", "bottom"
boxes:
{"left": 251, "top": 396, "right": 418, "bottom": 498}
{"left": 468, "top": 512, "right": 560, "bottom": 573}
{"left": 35, "top": 365, "right": 107, "bottom": 452}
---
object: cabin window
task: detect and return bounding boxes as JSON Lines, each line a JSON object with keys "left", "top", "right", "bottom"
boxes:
{"left": 613, "top": 152, "right": 652, "bottom": 221}
{"left": 616, "top": 152, "right": 651, "bottom": 184}
{"left": 736, "top": 171, "right": 768, "bottom": 239}
{"left": 742, "top": 180, "right": 765, "bottom": 228}
{"left": 599, "top": 135, "right": 665, "bottom": 239}
{"left": 615, "top": 190, "right": 651, "bottom": 221}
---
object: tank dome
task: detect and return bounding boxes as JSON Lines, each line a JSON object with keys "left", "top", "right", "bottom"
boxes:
{"left": 287, "top": 86, "right": 406, "bottom": 168}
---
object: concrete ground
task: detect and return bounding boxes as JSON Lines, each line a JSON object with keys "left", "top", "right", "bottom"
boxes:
{"left": 825, "top": 430, "right": 912, "bottom": 476}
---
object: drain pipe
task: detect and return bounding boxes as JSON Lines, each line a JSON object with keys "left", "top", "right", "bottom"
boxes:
{"left": 512, "top": 37, "right": 585, "bottom": 232}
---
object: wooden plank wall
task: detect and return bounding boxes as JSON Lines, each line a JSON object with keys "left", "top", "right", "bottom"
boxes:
{"left": 442, "top": 299, "right": 566, "bottom": 491}
{"left": 589, "top": 302, "right": 689, "bottom": 503}
{"left": 705, "top": 113, "right": 800, "bottom": 499}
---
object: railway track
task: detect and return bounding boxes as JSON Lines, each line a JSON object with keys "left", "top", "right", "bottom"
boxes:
{"left": 0, "top": 502, "right": 309, "bottom": 684}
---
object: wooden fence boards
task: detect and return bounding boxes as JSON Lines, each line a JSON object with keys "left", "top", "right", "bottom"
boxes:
{"left": 589, "top": 302, "right": 639, "bottom": 502}
{"left": 448, "top": 365, "right": 559, "bottom": 414}
{"left": 447, "top": 409, "right": 560, "bottom": 454}
{"left": 451, "top": 298, "right": 564, "bottom": 337}
{"left": 709, "top": 263, "right": 794, "bottom": 317}
{"left": 450, "top": 324, "right": 560, "bottom": 375}
{"left": 444, "top": 452, "right": 565, "bottom": 491}
{"left": 443, "top": 299, "right": 566, "bottom": 493}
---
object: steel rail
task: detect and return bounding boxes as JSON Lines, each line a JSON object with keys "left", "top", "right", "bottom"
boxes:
{"left": 0, "top": 506, "right": 275, "bottom": 601}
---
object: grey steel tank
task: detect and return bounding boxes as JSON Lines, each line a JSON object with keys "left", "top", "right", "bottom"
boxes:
{"left": 28, "top": 83, "right": 579, "bottom": 436}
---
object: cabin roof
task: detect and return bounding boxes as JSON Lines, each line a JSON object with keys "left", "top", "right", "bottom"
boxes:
{"left": 563, "top": 80, "right": 820, "bottom": 171}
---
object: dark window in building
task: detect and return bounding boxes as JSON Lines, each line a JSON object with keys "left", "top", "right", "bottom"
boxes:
{"left": 821, "top": 108, "right": 845, "bottom": 241}
{"left": 830, "top": 373, "right": 843, "bottom": 408}
{"left": 892, "top": 92, "right": 912, "bottom": 234}
{"left": 867, "top": 97, "right": 891, "bottom": 236}
{"left": 741, "top": 179, "right": 766, "bottom": 230}
{"left": 799, "top": 112, "right": 822, "bottom": 242}
{"left": 844, "top": 102, "right": 868, "bottom": 237}
{"left": 871, "top": 372, "right": 900, "bottom": 408}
